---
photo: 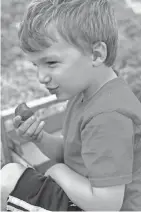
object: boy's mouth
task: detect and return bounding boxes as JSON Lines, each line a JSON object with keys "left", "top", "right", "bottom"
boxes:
{"left": 47, "top": 86, "right": 59, "bottom": 90}
{"left": 46, "top": 86, "right": 59, "bottom": 94}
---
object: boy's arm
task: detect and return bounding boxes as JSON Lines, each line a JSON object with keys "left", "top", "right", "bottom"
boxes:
{"left": 45, "top": 111, "right": 134, "bottom": 210}
{"left": 45, "top": 163, "right": 125, "bottom": 211}
{"left": 35, "top": 131, "right": 64, "bottom": 163}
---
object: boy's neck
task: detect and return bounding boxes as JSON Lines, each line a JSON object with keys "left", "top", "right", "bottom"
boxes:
{"left": 81, "top": 66, "right": 118, "bottom": 103}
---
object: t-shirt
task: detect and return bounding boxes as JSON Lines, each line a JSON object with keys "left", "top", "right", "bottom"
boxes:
{"left": 62, "top": 77, "right": 141, "bottom": 211}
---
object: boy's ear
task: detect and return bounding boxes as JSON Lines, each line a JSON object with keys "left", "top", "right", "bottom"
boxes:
{"left": 92, "top": 42, "right": 107, "bottom": 67}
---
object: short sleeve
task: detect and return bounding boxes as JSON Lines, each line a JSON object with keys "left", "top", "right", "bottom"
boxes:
{"left": 81, "top": 112, "right": 134, "bottom": 187}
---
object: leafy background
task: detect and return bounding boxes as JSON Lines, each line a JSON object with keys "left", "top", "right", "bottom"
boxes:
{"left": 1, "top": 0, "right": 141, "bottom": 110}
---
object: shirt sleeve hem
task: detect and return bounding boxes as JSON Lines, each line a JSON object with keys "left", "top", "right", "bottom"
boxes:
{"left": 89, "top": 174, "right": 132, "bottom": 187}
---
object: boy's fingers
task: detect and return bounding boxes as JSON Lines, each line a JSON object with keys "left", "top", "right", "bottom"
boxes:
{"left": 18, "top": 116, "right": 36, "bottom": 135}
{"left": 13, "top": 116, "right": 22, "bottom": 128}
{"left": 31, "top": 122, "right": 45, "bottom": 142}
{"left": 35, "top": 130, "right": 44, "bottom": 142}
{"left": 34, "top": 121, "right": 45, "bottom": 136}
{"left": 25, "top": 119, "right": 42, "bottom": 137}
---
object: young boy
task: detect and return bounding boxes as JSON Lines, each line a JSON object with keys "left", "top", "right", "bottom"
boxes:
{"left": 1, "top": 0, "right": 141, "bottom": 211}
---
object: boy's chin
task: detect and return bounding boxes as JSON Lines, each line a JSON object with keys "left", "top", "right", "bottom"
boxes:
{"left": 56, "top": 92, "right": 74, "bottom": 101}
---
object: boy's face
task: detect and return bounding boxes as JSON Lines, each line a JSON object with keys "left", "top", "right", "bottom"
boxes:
{"left": 27, "top": 35, "right": 96, "bottom": 101}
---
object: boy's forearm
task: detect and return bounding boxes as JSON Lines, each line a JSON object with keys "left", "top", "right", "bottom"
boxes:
{"left": 46, "top": 164, "right": 94, "bottom": 210}
{"left": 46, "top": 164, "right": 98, "bottom": 210}
{"left": 35, "top": 131, "right": 64, "bottom": 163}
{"left": 46, "top": 164, "right": 123, "bottom": 211}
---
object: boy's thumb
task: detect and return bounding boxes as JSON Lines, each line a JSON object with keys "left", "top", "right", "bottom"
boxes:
{"left": 13, "top": 116, "right": 22, "bottom": 128}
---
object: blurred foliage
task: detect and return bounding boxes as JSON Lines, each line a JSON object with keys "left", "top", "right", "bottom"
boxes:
{"left": 1, "top": 0, "right": 141, "bottom": 110}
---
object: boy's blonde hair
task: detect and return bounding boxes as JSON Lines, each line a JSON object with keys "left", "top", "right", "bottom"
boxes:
{"left": 19, "top": 0, "right": 118, "bottom": 67}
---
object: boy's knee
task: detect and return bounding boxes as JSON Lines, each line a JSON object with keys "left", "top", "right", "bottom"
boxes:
{"left": 0, "top": 163, "right": 27, "bottom": 211}
{"left": 1, "top": 163, "right": 26, "bottom": 192}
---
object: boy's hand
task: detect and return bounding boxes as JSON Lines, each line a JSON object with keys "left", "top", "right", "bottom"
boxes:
{"left": 13, "top": 115, "right": 45, "bottom": 143}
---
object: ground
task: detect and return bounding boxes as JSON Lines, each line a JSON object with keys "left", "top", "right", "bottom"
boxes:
{"left": 1, "top": 0, "right": 141, "bottom": 110}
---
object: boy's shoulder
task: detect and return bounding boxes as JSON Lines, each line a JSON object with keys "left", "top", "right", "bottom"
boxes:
{"left": 65, "top": 77, "right": 141, "bottom": 130}
{"left": 81, "top": 77, "right": 141, "bottom": 126}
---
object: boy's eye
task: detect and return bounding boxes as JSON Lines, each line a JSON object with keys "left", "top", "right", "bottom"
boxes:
{"left": 32, "top": 63, "right": 38, "bottom": 67}
{"left": 46, "top": 61, "right": 58, "bottom": 66}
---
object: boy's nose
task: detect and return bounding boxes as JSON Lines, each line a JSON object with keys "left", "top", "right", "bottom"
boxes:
{"left": 38, "top": 68, "right": 51, "bottom": 84}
